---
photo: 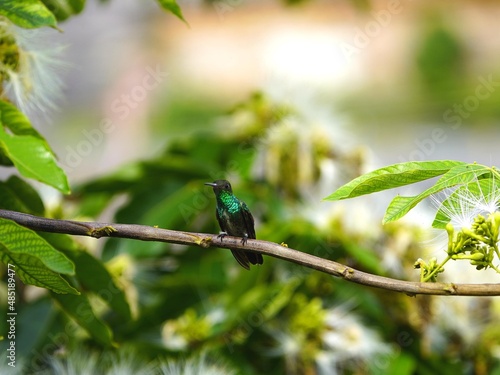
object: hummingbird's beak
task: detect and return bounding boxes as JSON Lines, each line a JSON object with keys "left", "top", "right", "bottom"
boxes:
{"left": 204, "top": 182, "right": 217, "bottom": 187}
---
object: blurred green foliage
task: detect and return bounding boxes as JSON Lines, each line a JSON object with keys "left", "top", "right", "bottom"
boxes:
{"left": 338, "top": 9, "right": 500, "bottom": 125}
{"left": 416, "top": 19, "right": 464, "bottom": 104}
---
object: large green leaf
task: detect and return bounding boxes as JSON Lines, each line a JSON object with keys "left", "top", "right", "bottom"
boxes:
{"left": 0, "top": 0, "right": 57, "bottom": 28}
{"left": 51, "top": 292, "right": 115, "bottom": 346}
{"left": 156, "top": 0, "right": 187, "bottom": 24}
{"left": 324, "top": 160, "right": 466, "bottom": 201}
{"left": 0, "top": 218, "right": 78, "bottom": 294}
{"left": 383, "top": 164, "right": 493, "bottom": 223}
{"left": 0, "top": 218, "right": 75, "bottom": 274}
{"left": 0, "top": 125, "right": 70, "bottom": 194}
{"left": 0, "top": 249, "right": 78, "bottom": 294}
{"left": 0, "top": 101, "right": 69, "bottom": 192}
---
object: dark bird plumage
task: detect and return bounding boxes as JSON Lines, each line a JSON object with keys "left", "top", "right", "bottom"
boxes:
{"left": 205, "top": 180, "right": 263, "bottom": 270}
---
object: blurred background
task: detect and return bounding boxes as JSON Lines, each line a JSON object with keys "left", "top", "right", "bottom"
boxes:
{"left": 4, "top": 0, "right": 500, "bottom": 374}
{"left": 45, "top": 0, "right": 500, "bottom": 182}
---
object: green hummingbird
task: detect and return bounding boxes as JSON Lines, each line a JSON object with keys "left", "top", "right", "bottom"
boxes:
{"left": 205, "top": 180, "right": 263, "bottom": 270}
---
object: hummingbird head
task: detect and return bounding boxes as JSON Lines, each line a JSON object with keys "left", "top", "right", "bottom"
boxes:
{"left": 204, "top": 179, "right": 233, "bottom": 193}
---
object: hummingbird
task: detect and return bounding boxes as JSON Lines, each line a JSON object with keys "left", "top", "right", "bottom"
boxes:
{"left": 205, "top": 180, "right": 263, "bottom": 270}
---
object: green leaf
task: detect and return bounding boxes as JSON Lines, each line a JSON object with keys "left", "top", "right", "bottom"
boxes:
{"left": 0, "top": 100, "right": 47, "bottom": 139}
{"left": 0, "top": 126, "right": 70, "bottom": 194}
{"left": 51, "top": 292, "right": 115, "bottom": 346}
{"left": 432, "top": 177, "right": 500, "bottom": 229}
{"left": 40, "top": 0, "right": 85, "bottom": 22}
{"left": 0, "top": 218, "right": 75, "bottom": 274}
{"left": 0, "top": 249, "right": 78, "bottom": 294}
{"left": 383, "top": 164, "right": 492, "bottom": 223}
{"left": 0, "top": 218, "right": 78, "bottom": 294}
{"left": 156, "top": 0, "right": 187, "bottom": 24}
{"left": 0, "top": 101, "right": 70, "bottom": 193}
{"left": 0, "top": 0, "right": 58, "bottom": 29}
{"left": 324, "top": 160, "right": 466, "bottom": 201}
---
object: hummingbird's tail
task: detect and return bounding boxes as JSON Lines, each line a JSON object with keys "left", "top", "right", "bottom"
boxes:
{"left": 230, "top": 249, "right": 263, "bottom": 270}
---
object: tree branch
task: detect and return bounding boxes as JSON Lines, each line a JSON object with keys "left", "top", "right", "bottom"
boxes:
{"left": 1, "top": 209, "right": 499, "bottom": 296}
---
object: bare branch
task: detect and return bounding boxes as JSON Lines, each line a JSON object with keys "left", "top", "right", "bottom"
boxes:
{"left": 1, "top": 209, "right": 499, "bottom": 296}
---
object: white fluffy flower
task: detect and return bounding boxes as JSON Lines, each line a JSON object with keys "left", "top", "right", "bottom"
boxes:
{"left": 266, "top": 301, "right": 392, "bottom": 374}
{"left": 424, "top": 173, "right": 500, "bottom": 286}
{"left": 318, "top": 304, "right": 392, "bottom": 373}
{"left": 432, "top": 176, "right": 500, "bottom": 231}
{"left": 0, "top": 17, "right": 66, "bottom": 117}
{"left": 158, "top": 354, "right": 236, "bottom": 375}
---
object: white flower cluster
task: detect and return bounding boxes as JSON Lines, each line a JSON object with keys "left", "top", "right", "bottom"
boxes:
{"left": 0, "top": 18, "right": 66, "bottom": 117}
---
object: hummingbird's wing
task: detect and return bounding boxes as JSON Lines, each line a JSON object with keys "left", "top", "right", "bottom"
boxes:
{"left": 240, "top": 202, "right": 256, "bottom": 239}
{"left": 240, "top": 202, "right": 263, "bottom": 266}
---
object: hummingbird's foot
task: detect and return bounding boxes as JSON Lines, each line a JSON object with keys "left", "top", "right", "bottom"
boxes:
{"left": 217, "top": 232, "right": 228, "bottom": 241}
{"left": 241, "top": 235, "right": 248, "bottom": 246}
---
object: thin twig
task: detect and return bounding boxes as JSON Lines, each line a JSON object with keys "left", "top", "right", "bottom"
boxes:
{"left": 1, "top": 209, "right": 499, "bottom": 296}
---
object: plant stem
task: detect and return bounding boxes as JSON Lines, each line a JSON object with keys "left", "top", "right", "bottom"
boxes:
{"left": 490, "top": 263, "right": 500, "bottom": 274}
{"left": 422, "top": 256, "right": 451, "bottom": 282}
{"left": 2, "top": 209, "right": 500, "bottom": 296}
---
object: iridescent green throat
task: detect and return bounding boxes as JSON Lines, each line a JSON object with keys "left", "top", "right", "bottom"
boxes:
{"left": 217, "top": 190, "right": 240, "bottom": 214}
